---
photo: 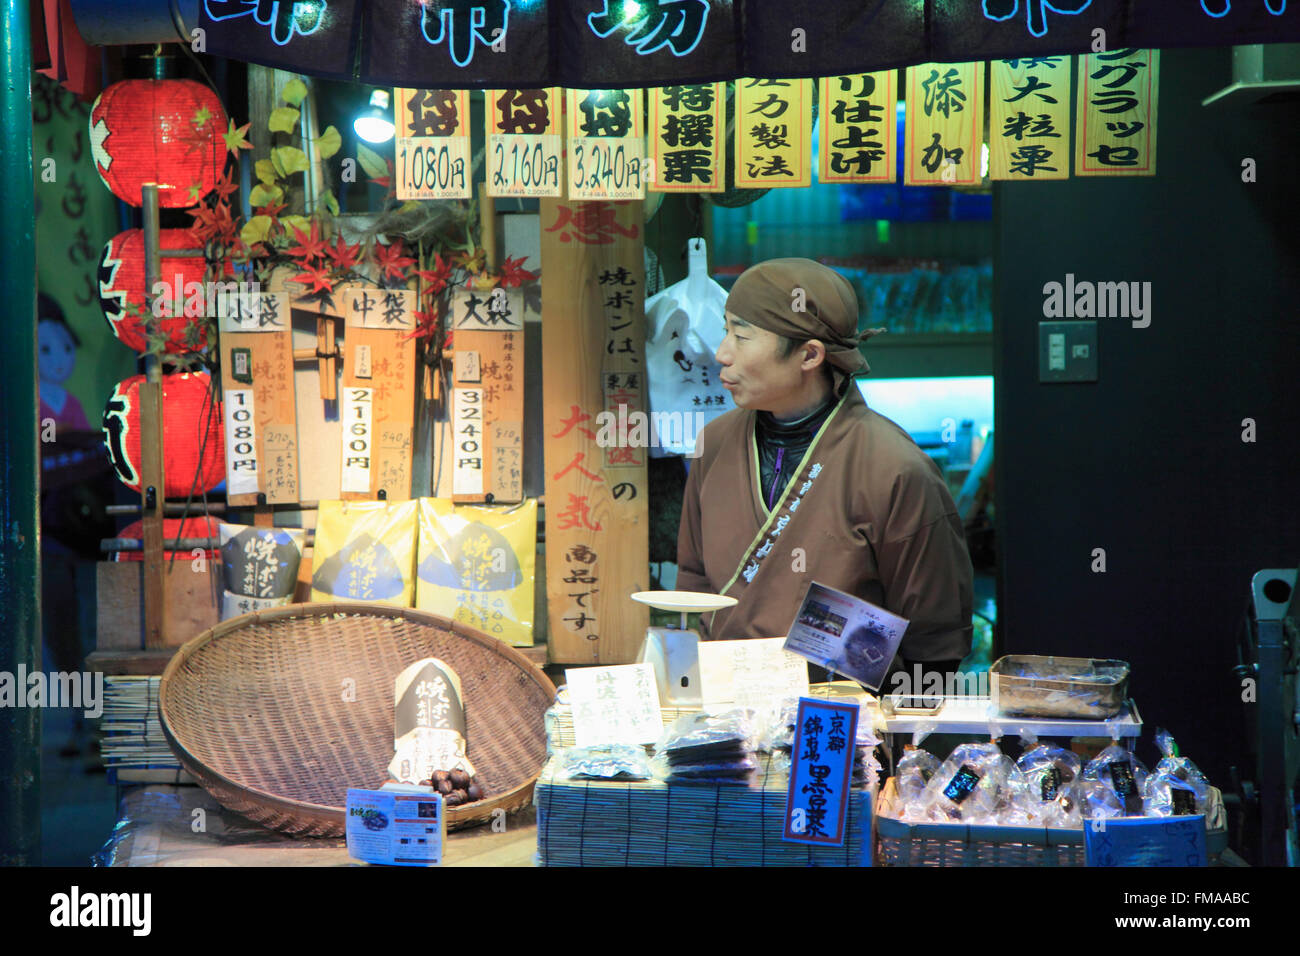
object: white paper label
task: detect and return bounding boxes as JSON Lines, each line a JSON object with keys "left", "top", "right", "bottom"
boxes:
{"left": 223, "top": 389, "right": 259, "bottom": 495}
{"left": 453, "top": 350, "right": 481, "bottom": 383}
{"left": 451, "top": 287, "right": 523, "bottom": 332}
{"left": 487, "top": 133, "right": 564, "bottom": 197}
{"left": 396, "top": 136, "right": 471, "bottom": 200}
{"left": 355, "top": 344, "right": 373, "bottom": 379}
{"left": 452, "top": 387, "right": 484, "bottom": 496}
{"left": 218, "top": 289, "right": 287, "bottom": 333}
{"left": 698, "top": 637, "right": 810, "bottom": 715}
{"left": 346, "top": 787, "right": 443, "bottom": 867}
{"left": 341, "top": 386, "right": 374, "bottom": 494}
{"left": 565, "top": 662, "right": 664, "bottom": 748}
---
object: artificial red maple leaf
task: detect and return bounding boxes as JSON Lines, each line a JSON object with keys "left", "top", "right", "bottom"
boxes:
{"left": 286, "top": 220, "right": 327, "bottom": 263}
{"left": 325, "top": 234, "right": 362, "bottom": 272}
{"left": 210, "top": 169, "right": 240, "bottom": 203}
{"left": 188, "top": 204, "right": 219, "bottom": 242}
{"left": 287, "top": 262, "right": 335, "bottom": 295}
{"left": 450, "top": 248, "right": 486, "bottom": 275}
{"left": 497, "top": 255, "right": 538, "bottom": 289}
{"left": 403, "top": 307, "right": 440, "bottom": 342}
{"left": 254, "top": 199, "right": 288, "bottom": 219}
{"left": 374, "top": 239, "right": 416, "bottom": 283}
{"left": 413, "top": 253, "right": 453, "bottom": 299}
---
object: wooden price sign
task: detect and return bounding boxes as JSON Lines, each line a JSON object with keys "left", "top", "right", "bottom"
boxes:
{"left": 450, "top": 285, "right": 526, "bottom": 503}
{"left": 394, "top": 88, "right": 472, "bottom": 199}
{"left": 734, "top": 78, "right": 812, "bottom": 189}
{"left": 540, "top": 198, "right": 649, "bottom": 663}
{"left": 341, "top": 286, "right": 417, "bottom": 500}
{"left": 485, "top": 88, "right": 564, "bottom": 198}
{"left": 217, "top": 288, "right": 300, "bottom": 505}
{"left": 818, "top": 73, "right": 896, "bottom": 184}
{"left": 648, "top": 84, "right": 724, "bottom": 193}
{"left": 565, "top": 88, "right": 646, "bottom": 201}
{"left": 1075, "top": 49, "right": 1159, "bottom": 177}
{"left": 990, "top": 56, "right": 1072, "bottom": 181}
{"left": 904, "top": 62, "right": 984, "bottom": 186}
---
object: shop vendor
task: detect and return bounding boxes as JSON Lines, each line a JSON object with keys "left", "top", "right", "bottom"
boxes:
{"left": 675, "top": 258, "right": 973, "bottom": 679}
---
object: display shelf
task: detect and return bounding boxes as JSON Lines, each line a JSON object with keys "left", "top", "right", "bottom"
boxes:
{"left": 878, "top": 697, "right": 1142, "bottom": 740}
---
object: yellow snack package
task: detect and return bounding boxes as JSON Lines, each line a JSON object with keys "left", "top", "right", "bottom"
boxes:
{"left": 416, "top": 497, "right": 537, "bottom": 646}
{"left": 310, "top": 499, "right": 418, "bottom": 607}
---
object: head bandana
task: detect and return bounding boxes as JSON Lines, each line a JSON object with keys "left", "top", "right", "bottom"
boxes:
{"left": 725, "top": 258, "right": 885, "bottom": 374}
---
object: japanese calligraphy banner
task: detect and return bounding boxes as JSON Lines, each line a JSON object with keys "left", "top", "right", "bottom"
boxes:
{"left": 904, "top": 62, "right": 984, "bottom": 186}
{"left": 394, "top": 88, "right": 472, "bottom": 200}
{"left": 540, "top": 198, "right": 649, "bottom": 664}
{"left": 361, "top": 0, "right": 549, "bottom": 88}
{"left": 1075, "top": 50, "right": 1159, "bottom": 177}
{"left": 217, "top": 289, "right": 300, "bottom": 504}
{"left": 734, "top": 78, "right": 812, "bottom": 189}
{"left": 450, "top": 287, "right": 526, "bottom": 503}
{"left": 566, "top": 88, "right": 646, "bottom": 201}
{"left": 990, "top": 57, "right": 1071, "bottom": 181}
{"left": 818, "top": 73, "right": 896, "bottom": 184}
{"left": 197, "top": 2, "right": 1300, "bottom": 89}
{"left": 486, "top": 88, "right": 565, "bottom": 198}
{"left": 343, "top": 287, "right": 417, "bottom": 499}
{"left": 649, "top": 84, "right": 724, "bottom": 193}
{"left": 784, "top": 697, "right": 859, "bottom": 847}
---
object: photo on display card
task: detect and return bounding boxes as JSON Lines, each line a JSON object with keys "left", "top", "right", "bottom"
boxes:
{"left": 783, "top": 581, "right": 909, "bottom": 691}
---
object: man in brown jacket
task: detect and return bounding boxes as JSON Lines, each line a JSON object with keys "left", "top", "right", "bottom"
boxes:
{"left": 675, "top": 258, "right": 973, "bottom": 680}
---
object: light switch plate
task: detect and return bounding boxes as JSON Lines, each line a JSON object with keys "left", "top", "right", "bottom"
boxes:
{"left": 1039, "top": 320, "right": 1098, "bottom": 383}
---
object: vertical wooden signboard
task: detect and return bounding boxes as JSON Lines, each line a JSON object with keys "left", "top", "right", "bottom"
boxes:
{"left": 818, "top": 73, "right": 897, "bottom": 184}
{"left": 540, "top": 198, "right": 649, "bottom": 664}
{"left": 904, "top": 62, "right": 985, "bottom": 186}
{"left": 341, "top": 286, "right": 417, "bottom": 501}
{"left": 1075, "top": 50, "right": 1159, "bottom": 177}
{"left": 450, "top": 287, "right": 526, "bottom": 503}
{"left": 218, "top": 289, "right": 300, "bottom": 505}
{"left": 990, "top": 56, "right": 1072, "bottom": 181}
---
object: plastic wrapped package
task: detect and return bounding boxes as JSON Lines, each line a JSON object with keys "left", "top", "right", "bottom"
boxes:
{"left": 1012, "top": 741, "right": 1083, "bottom": 827}
{"left": 1082, "top": 744, "right": 1148, "bottom": 817}
{"left": 654, "top": 710, "right": 757, "bottom": 784}
{"left": 894, "top": 745, "right": 942, "bottom": 822}
{"left": 917, "top": 741, "right": 1014, "bottom": 823}
{"left": 1143, "top": 729, "right": 1211, "bottom": 817}
{"left": 555, "top": 744, "right": 653, "bottom": 782}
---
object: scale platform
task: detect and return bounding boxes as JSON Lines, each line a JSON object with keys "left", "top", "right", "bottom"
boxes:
{"left": 877, "top": 697, "right": 1143, "bottom": 741}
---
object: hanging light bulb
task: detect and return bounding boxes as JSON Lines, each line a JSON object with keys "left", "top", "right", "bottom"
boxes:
{"left": 354, "top": 88, "right": 395, "bottom": 144}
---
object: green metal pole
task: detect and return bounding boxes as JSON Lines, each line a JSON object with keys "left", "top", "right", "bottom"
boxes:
{"left": 0, "top": 0, "right": 41, "bottom": 865}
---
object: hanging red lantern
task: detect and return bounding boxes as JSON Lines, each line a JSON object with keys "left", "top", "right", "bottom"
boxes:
{"left": 89, "top": 79, "right": 227, "bottom": 209}
{"left": 98, "top": 228, "right": 210, "bottom": 354}
{"left": 101, "top": 371, "right": 226, "bottom": 498}
{"left": 112, "top": 516, "right": 221, "bottom": 564}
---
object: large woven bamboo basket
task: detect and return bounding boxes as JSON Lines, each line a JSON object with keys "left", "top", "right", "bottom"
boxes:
{"left": 159, "top": 602, "right": 556, "bottom": 837}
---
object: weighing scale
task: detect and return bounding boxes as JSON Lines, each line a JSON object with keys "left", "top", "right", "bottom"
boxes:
{"left": 630, "top": 591, "right": 738, "bottom": 707}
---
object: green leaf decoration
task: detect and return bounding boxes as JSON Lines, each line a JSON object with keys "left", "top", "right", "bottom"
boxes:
{"left": 268, "top": 106, "right": 301, "bottom": 134}
{"left": 274, "top": 146, "right": 311, "bottom": 175}
{"left": 323, "top": 190, "right": 340, "bottom": 216}
{"left": 241, "top": 215, "right": 273, "bottom": 245}
{"left": 316, "top": 125, "right": 342, "bottom": 160}
{"left": 281, "top": 78, "right": 309, "bottom": 107}
{"left": 281, "top": 215, "right": 311, "bottom": 237}
{"left": 357, "top": 143, "right": 388, "bottom": 180}
{"left": 249, "top": 182, "right": 284, "bottom": 207}
{"left": 255, "top": 159, "right": 279, "bottom": 185}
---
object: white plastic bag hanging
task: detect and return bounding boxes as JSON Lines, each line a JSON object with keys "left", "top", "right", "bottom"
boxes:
{"left": 644, "top": 238, "right": 734, "bottom": 458}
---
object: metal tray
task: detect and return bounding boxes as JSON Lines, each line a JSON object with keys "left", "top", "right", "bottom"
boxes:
{"left": 990, "top": 655, "right": 1130, "bottom": 720}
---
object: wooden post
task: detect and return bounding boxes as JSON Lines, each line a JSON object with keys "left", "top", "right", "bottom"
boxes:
{"left": 140, "top": 184, "right": 167, "bottom": 648}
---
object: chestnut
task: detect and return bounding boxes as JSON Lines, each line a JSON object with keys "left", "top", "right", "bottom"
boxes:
{"left": 449, "top": 769, "right": 470, "bottom": 790}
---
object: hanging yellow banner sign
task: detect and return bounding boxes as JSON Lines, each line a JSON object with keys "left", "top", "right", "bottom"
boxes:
{"left": 990, "top": 57, "right": 1072, "bottom": 181}
{"left": 903, "top": 63, "right": 984, "bottom": 186}
{"left": 394, "top": 88, "right": 472, "bottom": 199}
{"left": 485, "top": 88, "right": 564, "bottom": 198}
{"left": 1075, "top": 49, "right": 1159, "bottom": 177}
{"left": 648, "top": 84, "right": 724, "bottom": 193}
{"left": 566, "top": 88, "right": 646, "bottom": 201}
{"left": 734, "top": 78, "right": 812, "bottom": 189}
{"left": 818, "top": 73, "right": 896, "bottom": 184}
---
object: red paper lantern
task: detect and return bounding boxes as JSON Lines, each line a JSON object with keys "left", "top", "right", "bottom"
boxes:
{"left": 113, "top": 516, "right": 221, "bottom": 564}
{"left": 98, "top": 228, "right": 209, "bottom": 354}
{"left": 101, "top": 371, "right": 226, "bottom": 498}
{"left": 89, "top": 79, "right": 227, "bottom": 209}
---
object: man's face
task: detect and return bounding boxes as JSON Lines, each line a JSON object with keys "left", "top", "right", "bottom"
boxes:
{"left": 716, "top": 311, "right": 805, "bottom": 411}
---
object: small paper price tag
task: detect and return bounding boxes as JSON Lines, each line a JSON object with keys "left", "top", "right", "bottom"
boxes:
{"left": 565, "top": 663, "right": 663, "bottom": 748}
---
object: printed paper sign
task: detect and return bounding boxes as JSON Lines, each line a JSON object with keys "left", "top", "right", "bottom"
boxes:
{"left": 340, "top": 386, "right": 374, "bottom": 494}
{"left": 566, "top": 88, "right": 646, "bottom": 201}
{"left": 452, "top": 387, "right": 484, "bottom": 496}
{"left": 218, "top": 289, "right": 288, "bottom": 333}
{"left": 348, "top": 288, "right": 416, "bottom": 330}
{"left": 395, "top": 88, "right": 472, "bottom": 199}
{"left": 1084, "top": 814, "right": 1207, "bottom": 867}
{"left": 346, "top": 787, "right": 444, "bottom": 867}
{"left": 698, "top": 637, "right": 809, "bottom": 714}
{"left": 451, "top": 287, "right": 523, "bottom": 332}
{"left": 784, "top": 697, "right": 859, "bottom": 846}
{"left": 565, "top": 662, "right": 663, "bottom": 747}
{"left": 783, "top": 581, "right": 908, "bottom": 691}
{"left": 223, "top": 389, "right": 259, "bottom": 495}
{"left": 487, "top": 88, "right": 563, "bottom": 198}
